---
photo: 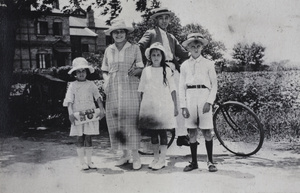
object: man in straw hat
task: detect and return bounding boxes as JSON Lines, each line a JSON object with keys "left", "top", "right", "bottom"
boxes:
{"left": 102, "top": 19, "right": 144, "bottom": 170}
{"left": 138, "top": 7, "right": 189, "bottom": 137}
{"left": 179, "top": 33, "right": 218, "bottom": 172}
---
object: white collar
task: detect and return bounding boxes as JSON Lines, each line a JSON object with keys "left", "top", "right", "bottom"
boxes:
{"left": 189, "top": 55, "right": 203, "bottom": 62}
{"left": 111, "top": 41, "right": 131, "bottom": 51}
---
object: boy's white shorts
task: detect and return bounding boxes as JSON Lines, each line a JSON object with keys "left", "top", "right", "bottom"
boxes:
{"left": 184, "top": 89, "right": 214, "bottom": 129}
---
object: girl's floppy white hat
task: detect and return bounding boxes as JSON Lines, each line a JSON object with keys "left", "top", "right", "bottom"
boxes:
{"left": 145, "top": 42, "right": 166, "bottom": 61}
{"left": 68, "top": 57, "right": 95, "bottom": 74}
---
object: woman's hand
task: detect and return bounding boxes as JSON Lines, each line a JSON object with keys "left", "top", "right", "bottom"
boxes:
{"left": 203, "top": 102, "right": 211, "bottom": 114}
{"left": 182, "top": 108, "right": 190, "bottom": 118}
{"left": 128, "top": 67, "right": 143, "bottom": 77}
{"left": 69, "top": 114, "right": 77, "bottom": 125}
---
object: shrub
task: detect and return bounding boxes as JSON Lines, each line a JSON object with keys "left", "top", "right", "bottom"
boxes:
{"left": 217, "top": 70, "right": 300, "bottom": 141}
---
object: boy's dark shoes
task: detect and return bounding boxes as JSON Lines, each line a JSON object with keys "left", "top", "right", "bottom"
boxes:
{"left": 183, "top": 162, "right": 198, "bottom": 172}
{"left": 207, "top": 162, "right": 218, "bottom": 172}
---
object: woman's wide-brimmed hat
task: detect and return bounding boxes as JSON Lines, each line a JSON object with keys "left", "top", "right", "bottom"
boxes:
{"left": 104, "top": 19, "right": 134, "bottom": 35}
{"left": 182, "top": 33, "right": 209, "bottom": 48}
{"left": 145, "top": 42, "right": 166, "bottom": 61}
{"left": 68, "top": 57, "right": 95, "bottom": 74}
{"left": 150, "top": 7, "right": 175, "bottom": 20}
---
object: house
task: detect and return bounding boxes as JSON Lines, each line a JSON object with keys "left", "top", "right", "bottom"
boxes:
{"left": 69, "top": 6, "right": 108, "bottom": 59}
{"left": 13, "top": 2, "right": 109, "bottom": 71}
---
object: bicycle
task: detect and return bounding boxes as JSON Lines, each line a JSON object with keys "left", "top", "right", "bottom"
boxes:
{"left": 213, "top": 99, "right": 264, "bottom": 156}
{"left": 139, "top": 98, "right": 264, "bottom": 157}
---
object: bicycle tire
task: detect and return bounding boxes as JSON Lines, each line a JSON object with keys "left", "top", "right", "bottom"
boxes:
{"left": 213, "top": 101, "right": 264, "bottom": 156}
{"left": 138, "top": 128, "right": 176, "bottom": 155}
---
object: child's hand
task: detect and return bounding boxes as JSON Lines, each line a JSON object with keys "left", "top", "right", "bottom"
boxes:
{"left": 96, "top": 107, "right": 106, "bottom": 119}
{"left": 182, "top": 108, "right": 190, "bottom": 118}
{"left": 69, "top": 114, "right": 77, "bottom": 125}
{"left": 203, "top": 102, "right": 211, "bottom": 114}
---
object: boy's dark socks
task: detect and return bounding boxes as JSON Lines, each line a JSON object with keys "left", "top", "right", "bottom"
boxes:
{"left": 190, "top": 142, "right": 198, "bottom": 163}
{"left": 205, "top": 140, "right": 213, "bottom": 163}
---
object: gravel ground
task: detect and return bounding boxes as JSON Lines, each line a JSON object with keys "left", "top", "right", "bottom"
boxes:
{"left": 0, "top": 130, "right": 300, "bottom": 193}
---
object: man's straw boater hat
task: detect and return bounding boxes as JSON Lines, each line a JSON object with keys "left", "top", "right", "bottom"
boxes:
{"left": 104, "top": 19, "right": 134, "bottom": 36}
{"left": 68, "top": 57, "right": 95, "bottom": 74}
{"left": 182, "top": 33, "right": 209, "bottom": 48}
{"left": 150, "top": 7, "right": 175, "bottom": 20}
{"left": 145, "top": 42, "right": 166, "bottom": 61}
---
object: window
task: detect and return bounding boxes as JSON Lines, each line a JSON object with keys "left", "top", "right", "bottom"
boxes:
{"left": 37, "top": 21, "right": 48, "bottom": 35}
{"left": 36, "top": 54, "right": 51, "bottom": 69}
{"left": 53, "top": 22, "right": 62, "bottom": 36}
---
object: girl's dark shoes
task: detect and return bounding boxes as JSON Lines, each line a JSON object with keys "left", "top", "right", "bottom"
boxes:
{"left": 176, "top": 135, "right": 200, "bottom": 147}
{"left": 183, "top": 162, "right": 198, "bottom": 172}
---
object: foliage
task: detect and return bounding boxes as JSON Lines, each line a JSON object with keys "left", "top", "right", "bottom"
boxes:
{"left": 217, "top": 70, "right": 300, "bottom": 141}
{"left": 232, "top": 42, "right": 266, "bottom": 71}
{"left": 269, "top": 60, "right": 300, "bottom": 71}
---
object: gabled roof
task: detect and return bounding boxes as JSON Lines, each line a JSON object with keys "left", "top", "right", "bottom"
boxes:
{"left": 70, "top": 27, "right": 98, "bottom": 37}
{"left": 69, "top": 16, "right": 108, "bottom": 29}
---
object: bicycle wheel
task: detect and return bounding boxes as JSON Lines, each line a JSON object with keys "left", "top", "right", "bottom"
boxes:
{"left": 213, "top": 101, "right": 264, "bottom": 156}
{"left": 138, "top": 128, "right": 175, "bottom": 155}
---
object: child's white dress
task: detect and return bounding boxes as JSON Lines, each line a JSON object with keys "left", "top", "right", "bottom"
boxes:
{"left": 63, "top": 80, "right": 101, "bottom": 136}
{"left": 138, "top": 66, "right": 178, "bottom": 130}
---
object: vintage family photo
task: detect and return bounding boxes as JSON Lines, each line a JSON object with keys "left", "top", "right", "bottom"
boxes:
{"left": 0, "top": 0, "right": 299, "bottom": 193}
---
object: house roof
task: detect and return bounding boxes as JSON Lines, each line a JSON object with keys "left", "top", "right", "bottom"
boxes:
{"left": 70, "top": 27, "right": 98, "bottom": 37}
{"left": 69, "top": 16, "right": 108, "bottom": 29}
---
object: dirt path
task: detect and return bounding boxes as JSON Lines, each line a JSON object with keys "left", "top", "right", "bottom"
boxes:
{"left": 0, "top": 131, "right": 300, "bottom": 193}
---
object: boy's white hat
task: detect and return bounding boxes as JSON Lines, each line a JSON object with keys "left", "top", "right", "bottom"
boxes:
{"left": 145, "top": 42, "right": 166, "bottom": 61}
{"left": 104, "top": 19, "right": 134, "bottom": 35}
{"left": 182, "top": 33, "right": 208, "bottom": 48}
{"left": 68, "top": 57, "right": 95, "bottom": 74}
{"left": 150, "top": 7, "right": 175, "bottom": 20}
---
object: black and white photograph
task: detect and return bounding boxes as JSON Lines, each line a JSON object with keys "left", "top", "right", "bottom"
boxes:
{"left": 0, "top": 0, "right": 299, "bottom": 193}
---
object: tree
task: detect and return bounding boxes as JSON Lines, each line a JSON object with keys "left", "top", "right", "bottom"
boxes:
{"left": 232, "top": 42, "right": 266, "bottom": 71}
{"left": 181, "top": 23, "right": 226, "bottom": 62}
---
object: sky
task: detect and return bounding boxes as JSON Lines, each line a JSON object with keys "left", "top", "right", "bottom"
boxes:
{"left": 67, "top": 0, "right": 300, "bottom": 64}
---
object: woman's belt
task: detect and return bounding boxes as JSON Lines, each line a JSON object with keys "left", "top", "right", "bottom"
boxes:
{"left": 187, "top": 84, "right": 207, "bottom": 89}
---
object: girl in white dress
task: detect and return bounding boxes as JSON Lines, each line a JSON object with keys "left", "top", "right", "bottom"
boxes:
{"left": 63, "top": 57, "right": 105, "bottom": 170}
{"left": 138, "top": 42, "right": 178, "bottom": 170}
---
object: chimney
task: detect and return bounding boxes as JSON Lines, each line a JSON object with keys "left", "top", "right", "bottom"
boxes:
{"left": 86, "top": 6, "right": 95, "bottom": 28}
{"left": 53, "top": 0, "right": 59, "bottom": 9}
